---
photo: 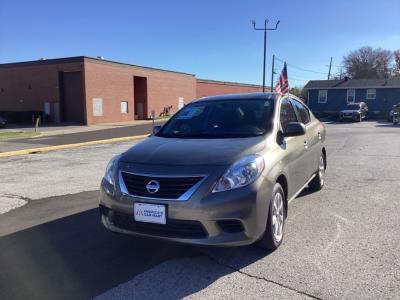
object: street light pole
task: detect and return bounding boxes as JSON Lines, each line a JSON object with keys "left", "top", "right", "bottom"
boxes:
{"left": 252, "top": 19, "right": 280, "bottom": 93}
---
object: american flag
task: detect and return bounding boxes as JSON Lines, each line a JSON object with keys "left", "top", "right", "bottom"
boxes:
{"left": 275, "top": 62, "right": 289, "bottom": 95}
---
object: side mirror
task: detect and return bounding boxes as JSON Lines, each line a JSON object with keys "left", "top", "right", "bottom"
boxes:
{"left": 153, "top": 125, "right": 162, "bottom": 135}
{"left": 284, "top": 122, "right": 306, "bottom": 137}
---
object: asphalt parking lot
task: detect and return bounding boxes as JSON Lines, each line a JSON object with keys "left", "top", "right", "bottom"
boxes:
{"left": 0, "top": 120, "right": 399, "bottom": 300}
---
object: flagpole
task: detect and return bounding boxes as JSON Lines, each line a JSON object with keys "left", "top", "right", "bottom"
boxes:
{"left": 286, "top": 62, "right": 289, "bottom": 95}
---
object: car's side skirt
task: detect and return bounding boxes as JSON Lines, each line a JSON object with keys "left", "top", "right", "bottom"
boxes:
{"left": 288, "top": 173, "right": 316, "bottom": 205}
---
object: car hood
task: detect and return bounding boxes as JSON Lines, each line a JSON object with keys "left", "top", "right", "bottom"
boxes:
{"left": 120, "top": 136, "right": 267, "bottom": 166}
{"left": 340, "top": 110, "right": 359, "bottom": 113}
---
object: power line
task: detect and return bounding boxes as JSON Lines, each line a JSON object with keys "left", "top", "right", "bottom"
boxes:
{"left": 252, "top": 19, "right": 280, "bottom": 92}
{"left": 272, "top": 61, "right": 320, "bottom": 82}
{"left": 329, "top": 64, "right": 344, "bottom": 68}
{"left": 275, "top": 56, "right": 327, "bottom": 75}
{"left": 289, "top": 77, "right": 310, "bottom": 82}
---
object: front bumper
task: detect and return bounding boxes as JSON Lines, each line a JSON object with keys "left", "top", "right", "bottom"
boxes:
{"left": 340, "top": 113, "right": 359, "bottom": 119}
{"left": 99, "top": 171, "right": 273, "bottom": 247}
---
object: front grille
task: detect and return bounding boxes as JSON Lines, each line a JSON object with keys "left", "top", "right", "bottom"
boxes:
{"left": 217, "top": 220, "right": 244, "bottom": 233}
{"left": 112, "top": 212, "right": 208, "bottom": 239}
{"left": 121, "top": 172, "right": 203, "bottom": 199}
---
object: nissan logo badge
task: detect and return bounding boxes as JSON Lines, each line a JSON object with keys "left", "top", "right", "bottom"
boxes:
{"left": 146, "top": 180, "right": 160, "bottom": 194}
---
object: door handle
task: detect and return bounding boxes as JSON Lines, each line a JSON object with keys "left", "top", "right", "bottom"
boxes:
{"left": 303, "top": 140, "right": 308, "bottom": 149}
{"left": 317, "top": 132, "right": 322, "bottom": 140}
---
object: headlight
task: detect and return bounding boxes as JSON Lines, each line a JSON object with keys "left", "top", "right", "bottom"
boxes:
{"left": 104, "top": 155, "right": 120, "bottom": 186}
{"left": 212, "top": 154, "right": 265, "bottom": 193}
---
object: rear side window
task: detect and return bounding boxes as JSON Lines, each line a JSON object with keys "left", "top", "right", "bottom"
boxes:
{"left": 280, "top": 99, "right": 298, "bottom": 130}
{"left": 291, "top": 99, "right": 311, "bottom": 124}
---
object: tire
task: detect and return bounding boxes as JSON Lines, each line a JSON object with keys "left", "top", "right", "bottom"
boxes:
{"left": 257, "top": 183, "right": 286, "bottom": 251}
{"left": 309, "top": 153, "right": 326, "bottom": 191}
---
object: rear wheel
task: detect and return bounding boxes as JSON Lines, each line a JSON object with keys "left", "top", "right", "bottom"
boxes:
{"left": 309, "top": 153, "right": 326, "bottom": 191}
{"left": 257, "top": 183, "right": 285, "bottom": 250}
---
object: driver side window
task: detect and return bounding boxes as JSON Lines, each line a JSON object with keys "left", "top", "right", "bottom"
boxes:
{"left": 280, "top": 99, "right": 298, "bottom": 131}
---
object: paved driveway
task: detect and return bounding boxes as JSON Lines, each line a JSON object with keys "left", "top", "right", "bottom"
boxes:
{"left": 0, "top": 121, "right": 399, "bottom": 299}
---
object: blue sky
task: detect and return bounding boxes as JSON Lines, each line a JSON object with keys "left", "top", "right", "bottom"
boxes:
{"left": 1, "top": 0, "right": 399, "bottom": 87}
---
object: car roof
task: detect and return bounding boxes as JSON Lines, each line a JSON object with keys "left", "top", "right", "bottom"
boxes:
{"left": 195, "top": 92, "right": 278, "bottom": 103}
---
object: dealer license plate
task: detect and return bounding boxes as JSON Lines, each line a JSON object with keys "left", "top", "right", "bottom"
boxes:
{"left": 134, "top": 203, "right": 166, "bottom": 224}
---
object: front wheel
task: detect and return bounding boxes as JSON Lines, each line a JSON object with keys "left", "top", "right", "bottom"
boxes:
{"left": 257, "top": 183, "right": 286, "bottom": 251}
{"left": 309, "top": 153, "right": 326, "bottom": 191}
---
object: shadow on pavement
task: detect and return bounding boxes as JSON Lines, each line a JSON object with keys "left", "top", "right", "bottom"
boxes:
{"left": 0, "top": 208, "right": 197, "bottom": 300}
{"left": 0, "top": 208, "right": 271, "bottom": 300}
{"left": 375, "top": 123, "right": 399, "bottom": 128}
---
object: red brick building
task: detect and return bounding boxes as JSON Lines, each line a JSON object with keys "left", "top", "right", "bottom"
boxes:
{"left": 0, "top": 57, "right": 263, "bottom": 125}
{"left": 196, "top": 79, "right": 263, "bottom": 98}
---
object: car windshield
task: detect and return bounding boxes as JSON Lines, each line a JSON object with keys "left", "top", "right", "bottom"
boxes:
{"left": 347, "top": 104, "right": 360, "bottom": 110}
{"left": 157, "top": 99, "right": 275, "bottom": 138}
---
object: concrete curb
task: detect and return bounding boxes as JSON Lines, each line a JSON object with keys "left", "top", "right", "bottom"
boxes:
{"left": 0, "top": 134, "right": 148, "bottom": 158}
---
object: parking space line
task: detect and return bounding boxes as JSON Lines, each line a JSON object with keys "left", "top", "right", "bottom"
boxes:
{"left": 0, "top": 134, "right": 148, "bottom": 158}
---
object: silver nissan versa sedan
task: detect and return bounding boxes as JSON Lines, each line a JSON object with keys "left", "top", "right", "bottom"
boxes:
{"left": 99, "top": 93, "right": 326, "bottom": 250}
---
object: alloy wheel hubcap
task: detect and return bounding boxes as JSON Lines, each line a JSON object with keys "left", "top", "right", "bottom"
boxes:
{"left": 272, "top": 192, "right": 284, "bottom": 242}
{"left": 319, "top": 156, "right": 325, "bottom": 185}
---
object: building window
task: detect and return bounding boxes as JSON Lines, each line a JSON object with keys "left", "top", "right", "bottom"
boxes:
{"left": 93, "top": 98, "right": 103, "bottom": 116}
{"left": 366, "top": 89, "right": 376, "bottom": 99}
{"left": 318, "top": 90, "right": 327, "bottom": 103}
{"left": 347, "top": 89, "right": 355, "bottom": 104}
{"left": 121, "top": 101, "right": 128, "bottom": 114}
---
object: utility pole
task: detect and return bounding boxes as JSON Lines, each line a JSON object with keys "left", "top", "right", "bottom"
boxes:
{"left": 271, "top": 54, "right": 275, "bottom": 91}
{"left": 252, "top": 19, "right": 280, "bottom": 93}
{"left": 328, "top": 57, "right": 332, "bottom": 80}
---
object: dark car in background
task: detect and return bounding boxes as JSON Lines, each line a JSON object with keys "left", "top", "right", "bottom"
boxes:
{"left": 0, "top": 116, "right": 7, "bottom": 128}
{"left": 388, "top": 103, "right": 400, "bottom": 122}
{"left": 393, "top": 105, "right": 400, "bottom": 125}
{"left": 339, "top": 102, "right": 368, "bottom": 122}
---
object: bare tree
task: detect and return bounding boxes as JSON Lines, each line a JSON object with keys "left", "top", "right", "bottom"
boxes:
{"left": 343, "top": 47, "right": 393, "bottom": 79}
{"left": 376, "top": 49, "right": 392, "bottom": 78}
{"left": 289, "top": 87, "right": 307, "bottom": 100}
{"left": 394, "top": 50, "right": 400, "bottom": 77}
